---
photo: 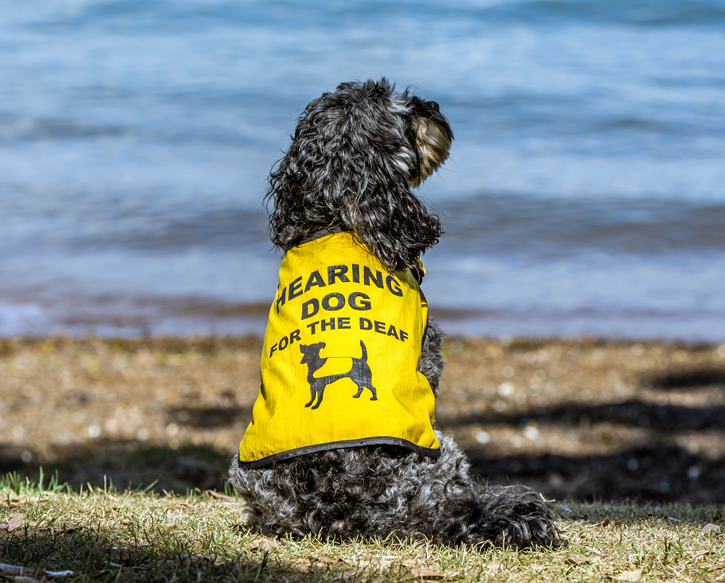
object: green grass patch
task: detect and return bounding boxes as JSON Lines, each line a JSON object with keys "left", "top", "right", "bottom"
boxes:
{"left": 1, "top": 474, "right": 723, "bottom": 582}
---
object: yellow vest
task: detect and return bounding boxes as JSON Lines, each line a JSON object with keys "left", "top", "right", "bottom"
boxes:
{"left": 238, "top": 231, "right": 440, "bottom": 468}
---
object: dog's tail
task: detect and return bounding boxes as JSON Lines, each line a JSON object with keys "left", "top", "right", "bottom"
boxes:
{"left": 359, "top": 340, "right": 368, "bottom": 361}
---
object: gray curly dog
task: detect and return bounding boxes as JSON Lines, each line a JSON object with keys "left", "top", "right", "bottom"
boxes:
{"left": 228, "top": 79, "right": 559, "bottom": 548}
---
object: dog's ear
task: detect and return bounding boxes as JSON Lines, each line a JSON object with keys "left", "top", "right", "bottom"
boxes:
{"left": 411, "top": 116, "right": 453, "bottom": 187}
{"left": 404, "top": 97, "right": 453, "bottom": 188}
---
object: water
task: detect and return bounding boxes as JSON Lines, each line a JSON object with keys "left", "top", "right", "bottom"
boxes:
{"left": 1, "top": 0, "right": 725, "bottom": 340}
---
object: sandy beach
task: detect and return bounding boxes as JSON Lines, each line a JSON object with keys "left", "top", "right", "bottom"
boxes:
{"left": 1, "top": 335, "right": 723, "bottom": 504}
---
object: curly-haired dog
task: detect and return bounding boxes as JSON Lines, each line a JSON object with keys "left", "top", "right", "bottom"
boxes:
{"left": 229, "top": 79, "right": 558, "bottom": 548}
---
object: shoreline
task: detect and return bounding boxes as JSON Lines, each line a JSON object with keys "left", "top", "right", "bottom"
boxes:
{"left": 2, "top": 332, "right": 724, "bottom": 350}
{"left": 1, "top": 335, "right": 724, "bottom": 503}
{"left": 3, "top": 292, "right": 725, "bottom": 342}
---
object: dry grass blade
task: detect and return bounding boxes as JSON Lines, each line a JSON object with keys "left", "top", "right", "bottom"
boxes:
{"left": 359, "top": 556, "right": 396, "bottom": 570}
{"left": 246, "top": 537, "right": 279, "bottom": 552}
{"left": 204, "top": 489, "right": 236, "bottom": 502}
{"left": 6, "top": 513, "right": 26, "bottom": 532}
{"left": 0, "top": 563, "right": 30, "bottom": 576}
{"left": 407, "top": 566, "right": 446, "bottom": 579}
{"left": 611, "top": 568, "right": 643, "bottom": 581}
{"left": 692, "top": 550, "right": 715, "bottom": 558}
{"left": 402, "top": 560, "right": 445, "bottom": 579}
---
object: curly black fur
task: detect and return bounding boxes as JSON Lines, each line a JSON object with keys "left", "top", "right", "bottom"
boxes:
{"left": 229, "top": 433, "right": 556, "bottom": 548}
{"left": 230, "top": 79, "right": 559, "bottom": 549}
{"left": 420, "top": 316, "right": 445, "bottom": 398}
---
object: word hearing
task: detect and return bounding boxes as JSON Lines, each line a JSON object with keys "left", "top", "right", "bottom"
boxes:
{"left": 275, "top": 263, "right": 403, "bottom": 314}
{"left": 268, "top": 263, "right": 412, "bottom": 359}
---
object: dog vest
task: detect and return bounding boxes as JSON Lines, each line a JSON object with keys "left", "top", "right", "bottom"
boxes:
{"left": 238, "top": 231, "right": 440, "bottom": 468}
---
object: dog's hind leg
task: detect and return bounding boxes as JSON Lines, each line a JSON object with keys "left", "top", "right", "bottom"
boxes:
{"left": 350, "top": 357, "right": 377, "bottom": 401}
{"left": 351, "top": 380, "right": 377, "bottom": 401}
{"left": 352, "top": 382, "right": 364, "bottom": 399}
{"left": 362, "top": 379, "right": 377, "bottom": 401}
{"left": 362, "top": 363, "right": 377, "bottom": 400}
{"left": 407, "top": 432, "right": 559, "bottom": 548}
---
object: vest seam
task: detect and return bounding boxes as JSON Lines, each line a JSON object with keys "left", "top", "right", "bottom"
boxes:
{"left": 238, "top": 437, "right": 441, "bottom": 469}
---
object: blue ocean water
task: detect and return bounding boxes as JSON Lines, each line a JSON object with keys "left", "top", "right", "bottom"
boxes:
{"left": 1, "top": 0, "right": 724, "bottom": 340}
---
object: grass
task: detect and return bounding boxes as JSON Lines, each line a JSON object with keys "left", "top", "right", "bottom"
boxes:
{"left": 1, "top": 474, "right": 723, "bottom": 582}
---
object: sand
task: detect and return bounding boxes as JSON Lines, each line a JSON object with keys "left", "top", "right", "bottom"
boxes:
{"left": 1, "top": 336, "right": 724, "bottom": 503}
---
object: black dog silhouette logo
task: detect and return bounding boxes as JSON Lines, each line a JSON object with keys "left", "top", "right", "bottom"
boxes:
{"left": 299, "top": 340, "right": 377, "bottom": 409}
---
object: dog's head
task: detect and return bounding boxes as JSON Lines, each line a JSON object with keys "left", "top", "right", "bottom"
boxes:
{"left": 300, "top": 342, "right": 326, "bottom": 365}
{"left": 265, "top": 79, "right": 453, "bottom": 272}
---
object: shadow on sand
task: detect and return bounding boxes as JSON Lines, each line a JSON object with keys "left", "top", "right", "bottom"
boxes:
{"left": 4, "top": 367, "right": 724, "bottom": 504}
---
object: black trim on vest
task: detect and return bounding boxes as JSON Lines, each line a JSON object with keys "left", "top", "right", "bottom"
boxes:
{"left": 292, "top": 227, "right": 346, "bottom": 249}
{"left": 238, "top": 437, "right": 441, "bottom": 469}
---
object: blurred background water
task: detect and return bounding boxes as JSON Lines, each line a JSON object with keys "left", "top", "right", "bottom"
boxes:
{"left": 1, "top": 0, "right": 724, "bottom": 340}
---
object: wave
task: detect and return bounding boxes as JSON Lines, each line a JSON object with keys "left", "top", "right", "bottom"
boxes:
{"left": 7, "top": 191, "right": 725, "bottom": 257}
{"left": 0, "top": 115, "right": 131, "bottom": 142}
{"left": 473, "top": 0, "right": 725, "bottom": 28}
{"left": 439, "top": 194, "right": 725, "bottom": 257}
{"left": 14, "top": 0, "right": 725, "bottom": 33}
{"left": 0, "top": 114, "right": 268, "bottom": 147}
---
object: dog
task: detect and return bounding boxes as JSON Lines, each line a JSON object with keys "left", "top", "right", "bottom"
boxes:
{"left": 229, "top": 79, "right": 558, "bottom": 548}
{"left": 300, "top": 341, "right": 377, "bottom": 409}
